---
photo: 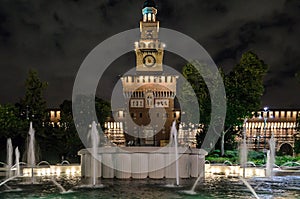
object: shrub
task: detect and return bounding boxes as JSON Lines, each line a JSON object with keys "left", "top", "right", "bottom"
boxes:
{"left": 275, "top": 155, "right": 300, "bottom": 166}
{"left": 225, "top": 150, "right": 238, "bottom": 158}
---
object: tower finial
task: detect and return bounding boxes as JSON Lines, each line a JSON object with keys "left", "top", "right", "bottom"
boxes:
{"left": 142, "top": 0, "right": 157, "bottom": 22}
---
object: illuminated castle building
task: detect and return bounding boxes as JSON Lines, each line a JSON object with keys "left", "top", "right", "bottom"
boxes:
{"left": 244, "top": 109, "right": 300, "bottom": 155}
{"left": 104, "top": 0, "right": 181, "bottom": 146}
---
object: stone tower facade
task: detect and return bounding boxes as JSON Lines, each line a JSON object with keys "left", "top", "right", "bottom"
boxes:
{"left": 117, "top": 0, "right": 180, "bottom": 146}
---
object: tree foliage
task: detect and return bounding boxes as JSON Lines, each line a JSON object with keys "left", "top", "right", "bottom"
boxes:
{"left": 182, "top": 51, "right": 268, "bottom": 151}
{"left": 95, "top": 97, "right": 111, "bottom": 128}
{"left": 294, "top": 138, "right": 300, "bottom": 154}
{"left": 20, "top": 69, "right": 48, "bottom": 125}
{"left": 0, "top": 104, "right": 29, "bottom": 161}
{"left": 53, "top": 98, "right": 111, "bottom": 162}
{"left": 0, "top": 69, "right": 113, "bottom": 163}
{"left": 0, "top": 104, "right": 27, "bottom": 139}
{"left": 225, "top": 51, "right": 268, "bottom": 127}
{"left": 181, "top": 63, "right": 211, "bottom": 125}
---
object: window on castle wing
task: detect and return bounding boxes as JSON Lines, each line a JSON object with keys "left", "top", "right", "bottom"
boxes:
{"left": 139, "top": 113, "right": 143, "bottom": 118}
{"left": 50, "top": 111, "right": 55, "bottom": 118}
{"left": 131, "top": 113, "right": 136, "bottom": 119}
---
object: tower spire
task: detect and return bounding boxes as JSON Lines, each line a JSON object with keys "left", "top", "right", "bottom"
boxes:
{"left": 142, "top": 0, "right": 157, "bottom": 22}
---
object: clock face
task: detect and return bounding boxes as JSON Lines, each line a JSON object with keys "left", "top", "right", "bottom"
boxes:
{"left": 143, "top": 55, "right": 156, "bottom": 67}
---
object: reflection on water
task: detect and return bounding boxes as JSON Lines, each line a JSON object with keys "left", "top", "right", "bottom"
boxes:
{"left": 0, "top": 176, "right": 300, "bottom": 199}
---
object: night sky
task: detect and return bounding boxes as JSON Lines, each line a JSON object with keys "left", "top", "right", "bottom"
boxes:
{"left": 0, "top": 0, "right": 299, "bottom": 109}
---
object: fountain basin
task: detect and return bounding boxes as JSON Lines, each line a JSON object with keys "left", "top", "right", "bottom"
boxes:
{"left": 78, "top": 147, "right": 207, "bottom": 179}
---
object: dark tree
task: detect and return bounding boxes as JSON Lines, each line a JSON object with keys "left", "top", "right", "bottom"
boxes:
{"left": 181, "top": 63, "right": 211, "bottom": 126}
{"left": 20, "top": 69, "right": 48, "bottom": 126}
{"left": 0, "top": 104, "right": 28, "bottom": 160}
{"left": 182, "top": 51, "right": 268, "bottom": 155}
{"left": 222, "top": 51, "right": 268, "bottom": 155}
{"left": 51, "top": 98, "right": 111, "bottom": 163}
{"left": 0, "top": 104, "right": 27, "bottom": 138}
{"left": 95, "top": 97, "right": 111, "bottom": 129}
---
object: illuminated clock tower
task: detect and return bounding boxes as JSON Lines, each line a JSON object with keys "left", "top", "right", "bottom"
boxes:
{"left": 135, "top": 0, "right": 164, "bottom": 72}
{"left": 119, "top": 0, "right": 180, "bottom": 146}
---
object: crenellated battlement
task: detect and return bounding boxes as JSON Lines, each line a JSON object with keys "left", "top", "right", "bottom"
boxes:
{"left": 121, "top": 75, "right": 177, "bottom": 95}
{"left": 249, "top": 110, "right": 300, "bottom": 121}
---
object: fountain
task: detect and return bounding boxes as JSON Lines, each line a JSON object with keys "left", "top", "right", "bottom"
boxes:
{"left": 37, "top": 161, "right": 51, "bottom": 166}
{"left": 171, "top": 121, "right": 179, "bottom": 186}
{"left": 27, "top": 122, "right": 36, "bottom": 183}
{"left": 280, "top": 162, "right": 300, "bottom": 170}
{"left": 246, "top": 161, "right": 257, "bottom": 167}
{"left": 1, "top": 123, "right": 300, "bottom": 198}
{"left": 1, "top": 122, "right": 44, "bottom": 186}
{"left": 0, "top": 176, "right": 20, "bottom": 187}
{"left": 266, "top": 133, "right": 275, "bottom": 178}
{"left": 50, "top": 177, "right": 67, "bottom": 193}
{"left": 237, "top": 118, "right": 260, "bottom": 198}
{"left": 223, "top": 160, "right": 233, "bottom": 166}
{"left": 87, "top": 121, "right": 103, "bottom": 187}
{"left": 6, "top": 138, "right": 13, "bottom": 178}
{"left": 239, "top": 177, "right": 260, "bottom": 199}
{"left": 164, "top": 121, "right": 180, "bottom": 187}
{"left": 61, "top": 160, "right": 71, "bottom": 165}
{"left": 184, "top": 159, "right": 206, "bottom": 195}
{"left": 15, "top": 147, "right": 20, "bottom": 176}
{"left": 240, "top": 118, "right": 248, "bottom": 178}
{"left": 91, "top": 121, "right": 99, "bottom": 186}
{"left": 0, "top": 139, "right": 16, "bottom": 191}
{"left": 18, "top": 126, "right": 72, "bottom": 190}
{"left": 0, "top": 150, "right": 22, "bottom": 189}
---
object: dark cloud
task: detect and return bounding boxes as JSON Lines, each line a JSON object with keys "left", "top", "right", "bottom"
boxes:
{"left": 0, "top": 0, "right": 299, "bottom": 109}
